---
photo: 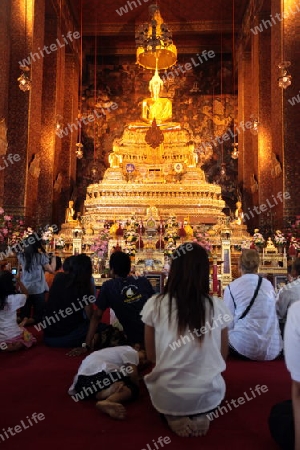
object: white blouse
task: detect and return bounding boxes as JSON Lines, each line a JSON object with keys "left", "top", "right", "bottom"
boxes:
{"left": 141, "top": 295, "right": 232, "bottom": 415}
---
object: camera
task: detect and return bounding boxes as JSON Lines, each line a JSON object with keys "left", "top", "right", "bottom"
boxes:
{"left": 11, "top": 268, "right": 18, "bottom": 275}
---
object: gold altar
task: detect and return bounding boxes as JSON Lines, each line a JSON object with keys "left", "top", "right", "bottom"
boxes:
{"left": 83, "top": 86, "right": 225, "bottom": 226}
{"left": 58, "top": 13, "right": 252, "bottom": 292}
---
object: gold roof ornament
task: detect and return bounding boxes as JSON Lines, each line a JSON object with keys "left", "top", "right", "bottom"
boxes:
{"left": 135, "top": 4, "right": 177, "bottom": 70}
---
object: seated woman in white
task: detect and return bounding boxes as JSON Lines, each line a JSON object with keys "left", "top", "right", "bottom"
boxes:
{"left": 0, "top": 271, "right": 36, "bottom": 352}
{"left": 224, "top": 249, "right": 282, "bottom": 361}
{"left": 141, "top": 242, "right": 232, "bottom": 438}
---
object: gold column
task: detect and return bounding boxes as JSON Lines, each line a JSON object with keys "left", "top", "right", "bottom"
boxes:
{"left": 26, "top": 0, "right": 46, "bottom": 224}
{"left": 52, "top": 52, "right": 79, "bottom": 227}
{"left": 38, "top": 8, "right": 59, "bottom": 227}
{"left": 281, "top": 0, "right": 300, "bottom": 226}
{"left": 238, "top": 50, "right": 258, "bottom": 229}
{"left": 3, "top": 0, "right": 33, "bottom": 218}
{"left": 0, "top": 0, "right": 11, "bottom": 205}
{"left": 271, "top": 0, "right": 285, "bottom": 228}
{"left": 254, "top": 12, "right": 273, "bottom": 229}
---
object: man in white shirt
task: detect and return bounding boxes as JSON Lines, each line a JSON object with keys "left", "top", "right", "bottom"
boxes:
{"left": 224, "top": 250, "right": 282, "bottom": 360}
{"left": 284, "top": 301, "right": 300, "bottom": 450}
{"left": 276, "top": 258, "right": 300, "bottom": 328}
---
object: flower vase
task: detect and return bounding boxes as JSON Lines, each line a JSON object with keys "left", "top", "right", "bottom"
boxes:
{"left": 277, "top": 245, "right": 284, "bottom": 254}
{"left": 255, "top": 245, "right": 263, "bottom": 253}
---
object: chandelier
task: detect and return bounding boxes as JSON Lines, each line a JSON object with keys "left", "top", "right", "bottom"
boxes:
{"left": 18, "top": 66, "right": 32, "bottom": 91}
{"left": 278, "top": 61, "right": 292, "bottom": 89}
{"left": 75, "top": 142, "right": 84, "bottom": 159}
{"left": 135, "top": 4, "right": 177, "bottom": 70}
{"left": 231, "top": 142, "right": 239, "bottom": 159}
{"left": 250, "top": 115, "right": 259, "bottom": 135}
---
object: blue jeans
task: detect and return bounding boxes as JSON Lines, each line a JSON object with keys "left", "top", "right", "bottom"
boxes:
{"left": 20, "top": 292, "right": 45, "bottom": 324}
{"left": 44, "top": 321, "right": 90, "bottom": 348}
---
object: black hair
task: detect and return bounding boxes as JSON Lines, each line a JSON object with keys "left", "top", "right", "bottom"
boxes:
{"left": 55, "top": 256, "right": 62, "bottom": 272}
{"left": 294, "top": 258, "right": 300, "bottom": 276}
{"left": 0, "top": 271, "right": 16, "bottom": 310}
{"left": 94, "top": 325, "right": 128, "bottom": 350}
{"left": 66, "top": 254, "right": 92, "bottom": 297}
{"left": 109, "top": 251, "right": 131, "bottom": 277}
{"left": 158, "top": 242, "right": 214, "bottom": 344}
{"left": 62, "top": 255, "right": 76, "bottom": 273}
{"left": 23, "top": 236, "right": 46, "bottom": 272}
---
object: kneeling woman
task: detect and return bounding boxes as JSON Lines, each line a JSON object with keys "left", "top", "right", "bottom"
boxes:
{"left": 141, "top": 243, "right": 232, "bottom": 437}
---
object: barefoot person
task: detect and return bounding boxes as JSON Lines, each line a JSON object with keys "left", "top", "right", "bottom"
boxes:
{"left": 70, "top": 251, "right": 154, "bottom": 356}
{"left": 141, "top": 242, "right": 232, "bottom": 437}
{"left": 0, "top": 270, "right": 36, "bottom": 352}
{"left": 68, "top": 345, "right": 144, "bottom": 419}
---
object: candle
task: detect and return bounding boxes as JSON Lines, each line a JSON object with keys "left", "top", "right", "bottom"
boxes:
{"left": 212, "top": 258, "right": 218, "bottom": 295}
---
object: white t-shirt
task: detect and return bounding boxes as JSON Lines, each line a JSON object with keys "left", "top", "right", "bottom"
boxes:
{"left": 0, "top": 294, "right": 27, "bottom": 342}
{"left": 224, "top": 274, "right": 283, "bottom": 360}
{"left": 68, "top": 346, "right": 139, "bottom": 395}
{"left": 276, "top": 277, "right": 300, "bottom": 322}
{"left": 284, "top": 301, "right": 300, "bottom": 382}
{"left": 141, "top": 295, "right": 232, "bottom": 415}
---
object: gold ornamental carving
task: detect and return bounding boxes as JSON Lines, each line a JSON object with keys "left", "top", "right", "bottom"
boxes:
{"left": 145, "top": 119, "right": 164, "bottom": 149}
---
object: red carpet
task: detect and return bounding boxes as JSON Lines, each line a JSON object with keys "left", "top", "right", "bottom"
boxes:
{"left": 1, "top": 330, "right": 290, "bottom": 450}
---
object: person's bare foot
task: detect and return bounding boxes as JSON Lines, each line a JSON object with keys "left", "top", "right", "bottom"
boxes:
{"left": 19, "top": 317, "right": 28, "bottom": 327}
{"left": 165, "top": 415, "right": 195, "bottom": 437}
{"left": 95, "top": 382, "right": 125, "bottom": 400}
{"left": 20, "top": 318, "right": 35, "bottom": 326}
{"left": 5, "top": 342, "right": 24, "bottom": 352}
{"left": 96, "top": 400, "right": 126, "bottom": 419}
{"left": 190, "top": 414, "right": 210, "bottom": 437}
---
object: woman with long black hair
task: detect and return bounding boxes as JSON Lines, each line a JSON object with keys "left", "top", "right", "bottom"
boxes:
{"left": 141, "top": 242, "right": 232, "bottom": 438}
{"left": 43, "top": 254, "right": 97, "bottom": 348}
{"left": 17, "top": 237, "right": 56, "bottom": 325}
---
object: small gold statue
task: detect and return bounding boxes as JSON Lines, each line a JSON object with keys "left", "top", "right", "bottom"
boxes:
{"left": 183, "top": 218, "right": 193, "bottom": 238}
{"left": 265, "top": 237, "right": 277, "bottom": 253}
{"left": 65, "top": 200, "right": 75, "bottom": 223}
{"left": 234, "top": 201, "right": 244, "bottom": 225}
{"left": 109, "top": 222, "right": 118, "bottom": 235}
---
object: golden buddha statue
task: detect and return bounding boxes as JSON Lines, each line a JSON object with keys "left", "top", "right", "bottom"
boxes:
{"left": 234, "top": 201, "right": 244, "bottom": 226}
{"left": 265, "top": 237, "right": 276, "bottom": 252}
{"left": 141, "top": 67, "right": 172, "bottom": 123}
{"left": 183, "top": 218, "right": 193, "bottom": 238}
{"left": 149, "top": 67, "right": 164, "bottom": 100}
{"left": 65, "top": 200, "right": 75, "bottom": 223}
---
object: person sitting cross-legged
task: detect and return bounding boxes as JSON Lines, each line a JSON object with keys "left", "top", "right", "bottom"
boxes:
{"left": 224, "top": 249, "right": 282, "bottom": 361}
{"left": 276, "top": 257, "right": 300, "bottom": 335}
{"left": 69, "top": 251, "right": 154, "bottom": 356}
